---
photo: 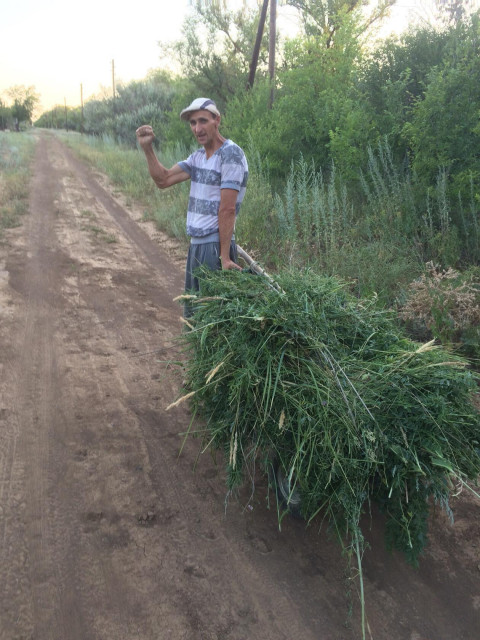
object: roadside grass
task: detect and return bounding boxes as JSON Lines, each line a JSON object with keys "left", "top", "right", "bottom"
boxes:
{"left": 237, "top": 150, "right": 424, "bottom": 304}
{"left": 0, "top": 131, "right": 37, "bottom": 236}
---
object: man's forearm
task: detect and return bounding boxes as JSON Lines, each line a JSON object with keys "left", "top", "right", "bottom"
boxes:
{"left": 217, "top": 188, "right": 241, "bottom": 270}
{"left": 218, "top": 207, "right": 236, "bottom": 261}
{"left": 142, "top": 145, "right": 169, "bottom": 189}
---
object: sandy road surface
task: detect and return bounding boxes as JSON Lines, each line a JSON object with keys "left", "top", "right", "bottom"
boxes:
{"left": 0, "top": 131, "right": 479, "bottom": 640}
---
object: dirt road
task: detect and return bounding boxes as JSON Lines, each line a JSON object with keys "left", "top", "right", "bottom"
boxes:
{"left": 0, "top": 131, "right": 479, "bottom": 640}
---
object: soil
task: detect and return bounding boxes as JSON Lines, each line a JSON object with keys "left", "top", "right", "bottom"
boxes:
{"left": 0, "top": 131, "right": 479, "bottom": 640}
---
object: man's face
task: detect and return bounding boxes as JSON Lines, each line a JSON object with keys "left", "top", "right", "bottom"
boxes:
{"left": 188, "top": 110, "right": 219, "bottom": 146}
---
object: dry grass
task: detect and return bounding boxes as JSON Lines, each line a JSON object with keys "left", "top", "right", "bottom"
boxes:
{"left": 399, "top": 262, "right": 480, "bottom": 358}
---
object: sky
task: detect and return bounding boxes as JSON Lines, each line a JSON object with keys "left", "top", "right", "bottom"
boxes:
{"left": 1, "top": 0, "right": 195, "bottom": 112}
{"left": 0, "top": 0, "right": 476, "bottom": 115}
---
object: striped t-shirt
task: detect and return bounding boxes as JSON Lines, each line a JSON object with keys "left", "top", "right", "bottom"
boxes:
{"left": 178, "top": 139, "right": 249, "bottom": 238}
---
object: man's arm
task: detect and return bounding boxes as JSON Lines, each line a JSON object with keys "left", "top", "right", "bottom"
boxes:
{"left": 218, "top": 188, "right": 242, "bottom": 271}
{"left": 136, "top": 125, "right": 189, "bottom": 189}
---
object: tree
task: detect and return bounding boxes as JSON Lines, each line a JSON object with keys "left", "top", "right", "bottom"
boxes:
{"left": 434, "top": 0, "right": 475, "bottom": 26}
{"left": 0, "top": 99, "right": 11, "bottom": 130}
{"left": 6, "top": 85, "right": 39, "bottom": 126}
{"left": 224, "top": 1, "right": 398, "bottom": 180}
{"left": 359, "top": 25, "right": 453, "bottom": 160}
{"left": 407, "top": 48, "right": 480, "bottom": 186}
{"left": 404, "top": 14, "right": 480, "bottom": 182}
{"left": 238, "top": 9, "right": 377, "bottom": 178}
{"left": 68, "top": 71, "right": 189, "bottom": 147}
{"left": 35, "top": 105, "right": 83, "bottom": 132}
{"left": 285, "top": 0, "right": 397, "bottom": 45}
{"left": 403, "top": 13, "right": 480, "bottom": 262}
{"left": 159, "top": 1, "right": 269, "bottom": 107}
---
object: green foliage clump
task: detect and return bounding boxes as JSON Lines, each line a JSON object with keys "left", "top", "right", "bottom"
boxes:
{"left": 180, "top": 268, "right": 480, "bottom": 570}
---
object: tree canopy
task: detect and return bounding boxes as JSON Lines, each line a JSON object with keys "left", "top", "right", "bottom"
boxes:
{"left": 2, "top": 85, "right": 39, "bottom": 128}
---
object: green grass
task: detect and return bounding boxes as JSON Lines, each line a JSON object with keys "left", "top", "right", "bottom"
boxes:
{"left": 177, "top": 267, "right": 480, "bottom": 638}
{"left": 0, "top": 131, "right": 37, "bottom": 235}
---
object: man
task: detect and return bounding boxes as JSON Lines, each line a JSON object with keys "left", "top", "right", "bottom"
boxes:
{"left": 135, "top": 97, "right": 248, "bottom": 312}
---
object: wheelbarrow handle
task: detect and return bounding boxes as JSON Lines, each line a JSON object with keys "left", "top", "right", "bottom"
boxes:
{"left": 236, "top": 245, "right": 284, "bottom": 294}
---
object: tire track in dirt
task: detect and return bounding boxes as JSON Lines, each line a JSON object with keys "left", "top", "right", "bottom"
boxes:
{"left": 60, "top": 142, "right": 183, "bottom": 314}
{"left": 1, "top": 134, "right": 92, "bottom": 640}
{"left": 57, "top": 138, "right": 328, "bottom": 639}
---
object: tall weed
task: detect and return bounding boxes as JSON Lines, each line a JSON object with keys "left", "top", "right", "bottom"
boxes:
{"left": 360, "top": 138, "right": 418, "bottom": 241}
{"left": 271, "top": 156, "right": 353, "bottom": 264}
{"left": 235, "top": 147, "right": 276, "bottom": 262}
{"left": 237, "top": 147, "right": 423, "bottom": 303}
{"left": 421, "top": 169, "right": 461, "bottom": 267}
{"left": 457, "top": 173, "right": 480, "bottom": 264}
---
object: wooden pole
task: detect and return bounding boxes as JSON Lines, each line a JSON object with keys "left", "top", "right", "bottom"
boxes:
{"left": 64, "top": 97, "right": 68, "bottom": 131}
{"left": 246, "top": 0, "right": 269, "bottom": 90}
{"left": 80, "top": 83, "right": 84, "bottom": 134}
{"left": 112, "top": 59, "right": 116, "bottom": 114}
{"left": 236, "top": 245, "right": 284, "bottom": 294}
{"left": 268, "top": 0, "right": 276, "bottom": 109}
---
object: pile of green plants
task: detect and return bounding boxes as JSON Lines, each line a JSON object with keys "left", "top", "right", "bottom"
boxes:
{"left": 175, "top": 268, "right": 480, "bottom": 628}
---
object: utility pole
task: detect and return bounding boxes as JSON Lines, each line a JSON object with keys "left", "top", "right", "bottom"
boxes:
{"left": 112, "top": 59, "right": 116, "bottom": 113}
{"left": 64, "top": 97, "right": 68, "bottom": 131}
{"left": 80, "top": 83, "right": 84, "bottom": 134}
{"left": 247, "top": 0, "right": 277, "bottom": 107}
{"left": 269, "top": 0, "right": 276, "bottom": 109}
{"left": 247, "top": 0, "right": 269, "bottom": 90}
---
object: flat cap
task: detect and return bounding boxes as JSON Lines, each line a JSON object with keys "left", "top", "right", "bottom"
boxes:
{"left": 180, "top": 98, "right": 220, "bottom": 121}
